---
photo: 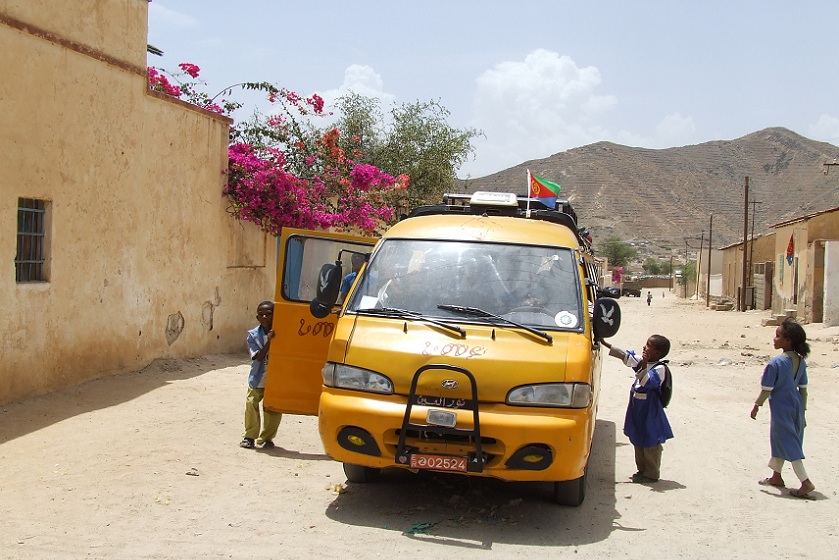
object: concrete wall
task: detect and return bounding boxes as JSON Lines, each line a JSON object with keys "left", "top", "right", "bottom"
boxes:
{"left": 824, "top": 240, "right": 839, "bottom": 326}
{"left": 772, "top": 224, "right": 808, "bottom": 318}
{"left": 720, "top": 233, "right": 775, "bottom": 306}
{"left": 1, "top": 0, "right": 276, "bottom": 404}
{"left": 695, "top": 248, "right": 722, "bottom": 300}
{"left": 772, "top": 210, "right": 839, "bottom": 322}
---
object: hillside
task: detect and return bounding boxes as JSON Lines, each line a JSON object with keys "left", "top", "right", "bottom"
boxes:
{"left": 460, "top": 127, "right": 839, "bottom": 256}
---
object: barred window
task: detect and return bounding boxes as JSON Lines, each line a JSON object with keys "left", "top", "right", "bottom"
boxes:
{"left": 15, "top": 198, "right": 48, "bottom": 283}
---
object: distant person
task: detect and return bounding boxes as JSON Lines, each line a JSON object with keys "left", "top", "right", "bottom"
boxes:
{"left": 240, "top": 301, "right": 283, "bottom": 450}
{"left": 601, "top": 335, "right": 673, "bottom": 483}
{"left": 751, "top": 318, "right": 815, "bottom": 498}
{"left": 646, "top": 291, "right": 653, "bottom": 306}
{"left": 339, "top": 253, "right": 365, "bottom": 303}
{"left": 662, "top": 291, "right": 665, "bottom": 298}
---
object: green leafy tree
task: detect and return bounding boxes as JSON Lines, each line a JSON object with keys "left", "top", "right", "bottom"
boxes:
{"left": 642, "top": 258, "right": 662, "bottom": 275}
{"left": 334, "top": 93, "right": 481, "bottom": 206}
{"left": 677, "top": 260, "right": 697, "bottom": 286}
{"left": 598, "top": 236, "right": 638, "bottom": 267}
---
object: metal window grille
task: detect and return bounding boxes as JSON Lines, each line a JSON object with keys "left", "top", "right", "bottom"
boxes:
{"left": 15, "top": 198, "right": 46, "bottom": 282}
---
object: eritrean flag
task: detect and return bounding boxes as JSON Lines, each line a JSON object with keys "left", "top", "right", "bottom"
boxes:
{"left": 786, "top": 234, "right": 794, "bottom": 265}
{"left": 528, "top": 170, "right": 562, "bottom": 208}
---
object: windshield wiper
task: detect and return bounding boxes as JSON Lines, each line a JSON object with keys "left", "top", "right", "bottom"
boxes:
{"left": 437, "top": 304, "right": 552, "bottom": 343}
{"left": 355, "top": 307, "right": 466, "bottom": 338}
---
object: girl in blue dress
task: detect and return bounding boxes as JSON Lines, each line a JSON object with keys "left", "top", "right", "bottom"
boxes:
{"left": 750, "top": 318, "right": 814, "bottom": 498}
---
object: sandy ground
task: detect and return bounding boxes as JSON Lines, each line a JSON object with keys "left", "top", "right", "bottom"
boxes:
{"left": 1, "top": 294, "right": 838, "bottom": 559}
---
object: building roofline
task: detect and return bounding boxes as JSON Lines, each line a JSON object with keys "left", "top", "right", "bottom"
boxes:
{"left": 716, "top": 230, "right": 776, "bottom": 251}
{"left": 770, "top": 205, "right": 839, "bottom": 229}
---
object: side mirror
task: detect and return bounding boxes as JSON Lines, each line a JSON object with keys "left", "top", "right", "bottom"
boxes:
{"left": 597, "top": 286, "right": 621, "bottom": 299}
{"left": 309, "top": 262, "right": 342, "bottom": 319}
{"left": 592, "top": 297, "right": 621, "bottom": 339}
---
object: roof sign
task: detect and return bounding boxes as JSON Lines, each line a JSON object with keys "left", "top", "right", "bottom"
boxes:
{"left": 469, "top": 191, "right": 518, "bottom": 206}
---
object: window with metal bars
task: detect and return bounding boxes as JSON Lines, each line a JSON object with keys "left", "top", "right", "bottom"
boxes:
{"left": 15, "top": 198, "right": 48, "bottom": 283}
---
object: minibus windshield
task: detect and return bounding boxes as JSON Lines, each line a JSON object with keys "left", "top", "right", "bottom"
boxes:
{"left": 347, "top": 239, "right": 583, "bottom": 330}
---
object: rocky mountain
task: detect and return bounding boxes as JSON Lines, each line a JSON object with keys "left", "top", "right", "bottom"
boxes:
{"left": 459, "top": 127, "right": 839, "bottom": 257}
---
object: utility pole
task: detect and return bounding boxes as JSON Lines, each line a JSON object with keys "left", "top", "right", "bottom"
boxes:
{"left": 684, "top": 239, "right": 689, "bottom": 298}
{"left": 669, "top": 256, "right": 673, "bottom": 291}
{"left": 696, "top": 231, "right": 704, "bottom": 299}
{"left": 706, "top": 215, "right": 713, "bottom": 308}
{"left": 748, "top": 200, "right": 762, "bottom": 302}
{"left": 740, "top": 177, "right": 749, "bottom": 312}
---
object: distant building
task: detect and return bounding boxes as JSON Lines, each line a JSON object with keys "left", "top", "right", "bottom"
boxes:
{"left": 719, "top": 233, "right": 776, "bottom": 310}
{"left": 770, "top": 206, "right": 839, "bottom": 324}
{"left": 718, "top": 205, "right": 839, "bottom": 323}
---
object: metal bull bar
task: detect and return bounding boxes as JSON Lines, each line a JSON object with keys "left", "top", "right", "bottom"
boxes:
{"left": 394, "top": 363, "right": 486, "bottom": 473}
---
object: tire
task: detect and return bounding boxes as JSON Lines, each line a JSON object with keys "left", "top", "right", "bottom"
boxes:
{"left": 553, "top": 471, "right": 587, "bottom": 506}
{"left": 342, "top": 462, "right": 380, "bottom": 483}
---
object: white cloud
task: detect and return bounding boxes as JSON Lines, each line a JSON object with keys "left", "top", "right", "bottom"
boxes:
{"left": 465, "top": 49, "right": 617, "bottom": 177}
{"left": 808, "top": 114, "right": 839, "bottom": 144}
{"left": 318, "top": 65, "right": 396, "bottom": 110}
{"left": 654, "top": 112, "right": 696, "bottom": 145}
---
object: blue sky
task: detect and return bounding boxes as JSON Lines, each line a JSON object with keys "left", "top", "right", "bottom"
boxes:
{"left": 147, "top": 1, "right": 839, "bottom": 179}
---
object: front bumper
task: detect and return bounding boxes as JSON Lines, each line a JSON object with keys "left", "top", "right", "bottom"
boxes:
{"left": 318, "top": 389, "right": 595, "bottom": 482}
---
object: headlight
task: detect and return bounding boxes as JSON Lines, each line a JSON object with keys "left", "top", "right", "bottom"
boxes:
{"left": 321, "top": 363, "right": 394, "bottom": 394}
{"left": 507, "top": 383, "right": 591, "bottom": 408}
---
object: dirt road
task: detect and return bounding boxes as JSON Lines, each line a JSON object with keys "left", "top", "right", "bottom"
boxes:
{"left": 1, "top": 295, "right": 837, "bottom": 559}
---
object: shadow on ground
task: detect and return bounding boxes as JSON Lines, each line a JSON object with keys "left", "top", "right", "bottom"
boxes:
{"left": 0, "top": 353, "right": 246, "bottom": 444}
{"left": 325, "top": 419, "right": 619, "bottom": 549}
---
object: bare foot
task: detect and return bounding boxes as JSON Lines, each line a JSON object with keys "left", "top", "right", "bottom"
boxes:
{"left": 790, "top": 479, "right": 815, "bottom": 497}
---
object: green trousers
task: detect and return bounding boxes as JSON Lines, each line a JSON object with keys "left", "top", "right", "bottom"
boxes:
{"left": 634, "top": 444, "right": 663, "bottom": 480}
{"left": 243, "top": 386, "right": 283, "bottom": 444}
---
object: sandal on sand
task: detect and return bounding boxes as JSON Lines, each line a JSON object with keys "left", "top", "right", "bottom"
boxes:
{"left": 258, "top": 440, "right": 275, "bottom": 449}
{"left": 758, "top": 477, "right": 785, "bottom": 488}
{"left": 789, "top": 485, "right": 815, "bottom": 499}
{"left": 239, "top": 438, "right": 255, "bottom": 449}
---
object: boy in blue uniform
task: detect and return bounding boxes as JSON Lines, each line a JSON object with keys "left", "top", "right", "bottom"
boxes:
{"left": 601, "top": 334, "right": 673, "bottom": 482}
{"left": 339, "top": 253, "right": 365, "bottom": 304}
{"left": 240, "top": 301, "right": 283, "bottom": 449}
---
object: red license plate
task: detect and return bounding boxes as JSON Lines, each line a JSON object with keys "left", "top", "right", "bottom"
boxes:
{"left": 409, "top": 453, "right": 467, "bottom": 472}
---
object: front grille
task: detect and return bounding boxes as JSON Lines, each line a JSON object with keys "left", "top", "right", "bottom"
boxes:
{"left": 395, "top": 428, "right": 496, "bottom": 446}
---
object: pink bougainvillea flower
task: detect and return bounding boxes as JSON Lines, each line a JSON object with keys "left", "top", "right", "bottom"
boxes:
{"left": 267, "top": 115, "right": 285, "bottom": 127}
{"left": 177, "top": 63, "right": 201, "bottom": 78}
{"left": 307, "top": 94, "right": 325, "bottom": 114}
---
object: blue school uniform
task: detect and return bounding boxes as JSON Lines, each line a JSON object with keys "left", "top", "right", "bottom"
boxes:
{"left": 246, "top": 324, "right": 269, "bottom": 389}
{"left": 611, "top": 347, "right": 674, "bottom": 447}
{"left": 761, "top": 352, "right": 807, "bottom": 461}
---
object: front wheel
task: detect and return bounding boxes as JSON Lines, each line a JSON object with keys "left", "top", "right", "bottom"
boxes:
{"left": 553, "top": 471, "right": 587, "bottom": 506}
{"left": 343, "top": 462, "right": 380, "bottom": 483}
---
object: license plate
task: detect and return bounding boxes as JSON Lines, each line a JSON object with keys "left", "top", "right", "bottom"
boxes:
{"left": 409, "top": 453, "right": 467, "bottom": 472}
{"left": 426, "top": 409, "right": 457, "bottom": 428}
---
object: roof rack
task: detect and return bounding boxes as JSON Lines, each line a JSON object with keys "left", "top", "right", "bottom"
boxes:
{"left": 407, "top": 191, "right": 585, "bottom": 246}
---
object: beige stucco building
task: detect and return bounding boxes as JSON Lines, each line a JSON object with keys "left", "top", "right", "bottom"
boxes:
{"left": 718, "top": 206, "right": 839, "bottom": 323}
{"left": 1, "top": 0, "right": 276, "bottom": 404}
{"left": 720, "top": 232, "right": 776, "bottom": 310}
{"left": 770, "top": 206, "right": 839, "bottom": 324}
